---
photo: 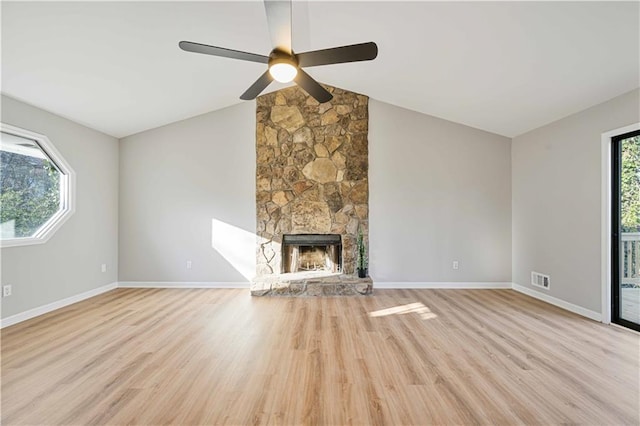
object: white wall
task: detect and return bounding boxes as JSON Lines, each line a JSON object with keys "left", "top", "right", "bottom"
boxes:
{"left": 369, "top": 100, "right": 512, "bottom": 284}
{"left": 512, "top": 89, "right": 640, "bottom": 314}
{"left": 118, "top": 102, "right": 256, "bottom": 283}
{"left": 1, "top": 95, "right": 119, "bottom": 318}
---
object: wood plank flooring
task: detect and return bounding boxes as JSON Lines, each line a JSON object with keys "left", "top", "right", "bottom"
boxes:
{"left": 2, "top": 288, "right": 639, "bottom": 425}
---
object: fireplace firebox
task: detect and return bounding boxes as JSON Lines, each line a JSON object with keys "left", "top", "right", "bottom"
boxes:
{"left": 282, "top": 234, "right": 342, "bottom": 273}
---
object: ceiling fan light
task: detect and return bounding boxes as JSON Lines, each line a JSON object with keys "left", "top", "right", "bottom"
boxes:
{"left": 269, "top": 63, "right": 297, "bottom": 83}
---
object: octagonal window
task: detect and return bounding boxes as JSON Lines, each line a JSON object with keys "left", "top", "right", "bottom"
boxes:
{"left": 0, "top": 123, "right": 75, "bottom": 247}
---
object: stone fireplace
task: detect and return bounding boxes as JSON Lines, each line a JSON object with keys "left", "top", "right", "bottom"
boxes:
{"left": 252, "top": 84, "right": 372, "bottom": 296}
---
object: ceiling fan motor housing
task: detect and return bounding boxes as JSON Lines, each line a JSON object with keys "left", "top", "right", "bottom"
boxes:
{"left": 268, "top": 49, "right": 298, "bottom": 69}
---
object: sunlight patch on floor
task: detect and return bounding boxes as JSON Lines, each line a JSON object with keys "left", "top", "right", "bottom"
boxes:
{"left": 369, "top": 302, "right": 437, "bottom": 320}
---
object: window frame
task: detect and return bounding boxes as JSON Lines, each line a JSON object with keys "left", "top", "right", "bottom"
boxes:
{"left": 0, "top": 123, "right": 76, "bottom": 248}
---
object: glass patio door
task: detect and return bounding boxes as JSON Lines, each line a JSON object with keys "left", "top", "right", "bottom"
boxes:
{"left": 612, "top": 129, "right": 640, "bottom": 331}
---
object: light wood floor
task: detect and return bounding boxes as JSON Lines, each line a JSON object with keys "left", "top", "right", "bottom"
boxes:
{"left": 2, "top": 288, "right": 639, "bottom": 425}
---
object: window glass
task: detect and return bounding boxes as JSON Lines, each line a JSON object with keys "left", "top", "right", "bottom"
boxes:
{"left": 1, "top": 131, "right": 62, "bottom": 239}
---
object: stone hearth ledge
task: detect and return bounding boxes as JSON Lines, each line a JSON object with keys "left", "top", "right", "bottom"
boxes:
{"left": 251, "top": 271, "right": 373, "bottom": 296}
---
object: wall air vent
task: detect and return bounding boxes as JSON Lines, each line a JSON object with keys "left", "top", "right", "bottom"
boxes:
{"left": 531, "top": 271, "right": 550, "bottom": 290}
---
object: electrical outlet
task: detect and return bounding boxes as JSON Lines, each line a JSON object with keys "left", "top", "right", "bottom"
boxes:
{"left": 452, "top": 261, "right": 459, "bottom": 270}
{"left": 3, "top": 285, "right": 12, "bottom": 297}
{"left": 101, "top": 264, "right": 107, "bottom": 273}
{"left": 186, "top": 260, "right": 192, "bottom": 269}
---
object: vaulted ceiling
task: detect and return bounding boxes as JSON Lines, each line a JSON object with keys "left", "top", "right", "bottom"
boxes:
{"left": 2, "top": 1, "right": 638, "bottom": 138}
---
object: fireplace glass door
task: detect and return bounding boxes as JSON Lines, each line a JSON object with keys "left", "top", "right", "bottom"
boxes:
{"left": 282, "top": 234, "right": 342, "bottom": 273}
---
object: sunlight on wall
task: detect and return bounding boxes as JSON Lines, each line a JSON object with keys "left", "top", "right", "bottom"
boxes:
{"left": 211, "top": 218, "right": 258, "bottom": 281}
{"left": 369, "top": 302, "right": 437, "bottom": 320}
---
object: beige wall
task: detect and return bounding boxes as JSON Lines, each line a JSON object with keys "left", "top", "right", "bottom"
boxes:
{"left": 369, "top": 100, "right": 512, "bottom": 284}
{"left": 512, "top": 89, "right": 640, "bottom": 313}
{"left": 1, "top": 95, "right": 119, "bottom": 318}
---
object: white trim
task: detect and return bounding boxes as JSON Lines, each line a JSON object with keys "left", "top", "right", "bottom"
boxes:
{"left": 0, "top": 282, "right": 117, "bottom": 329}
{"left": 512, "top": 283, "right": 602, "bottom": 322}
{"left": 601, "top": 122, "right": 640, "bottom": 325}
{"left": 0, "top": 123, "right": 77, "bottom": 248}
{"left": 374, "top": 282, "right": 513, "bottom": 289}
{"left": 118, "top": 281, "right": 251, "bottom": 289}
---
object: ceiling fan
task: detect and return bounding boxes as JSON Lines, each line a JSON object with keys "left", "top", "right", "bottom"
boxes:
{"left": 179, "top": 0, "right": 378, "bottom": 103}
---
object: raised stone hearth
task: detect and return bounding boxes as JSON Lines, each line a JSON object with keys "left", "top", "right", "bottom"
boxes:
{"left": 252, "top": 84, "right": 371, "bottom": 296}
{"left": 252, "top": 272, "right": 373, "bottom": 297}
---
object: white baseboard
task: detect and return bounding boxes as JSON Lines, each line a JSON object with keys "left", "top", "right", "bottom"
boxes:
{"left": 118, "top": 281, "right": 251, "bottom": 289}
{"left": 374, "top": 282, "right": 513, "bottom": 289}
{"left": 0, "top": 282, "right": 118, "bottom": 329}
{"left": 512, "top": 283, "right": 602, "bottom": 322}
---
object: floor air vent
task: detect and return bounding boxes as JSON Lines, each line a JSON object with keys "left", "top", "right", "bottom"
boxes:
{"left": 531, "top": 271, "right": 550, "bottom": 290}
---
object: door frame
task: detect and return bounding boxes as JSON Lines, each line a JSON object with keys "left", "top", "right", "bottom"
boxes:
{"left": 601, "top": 123, "right": 640, "bottom": 327}
{"left": 611, "top": 128, "right": 640, "bottom": 331}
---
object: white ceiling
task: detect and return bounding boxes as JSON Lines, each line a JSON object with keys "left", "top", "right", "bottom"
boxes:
{"left": 2, "top": 1, "right": 638, "bottom": 138}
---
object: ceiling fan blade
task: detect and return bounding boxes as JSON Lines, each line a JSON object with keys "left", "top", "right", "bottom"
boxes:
{"left": 264, "top": 0, "right": 292, "bottom": 54}
{"left": 297, "top": 42, "right": 378, "bottom": 68}
{"left": 240, "top": 70, "right": 274, "bottom": 100}
{"left": 179, "top": 41, "right": 269, "bottom": 64}
{"left": 294, "top": 69, "right": 332, "bottom": 103}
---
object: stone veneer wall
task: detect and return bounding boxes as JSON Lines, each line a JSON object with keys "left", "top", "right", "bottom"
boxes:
{"left": 255, "top": 85, "right": 369, "bottom": 278}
